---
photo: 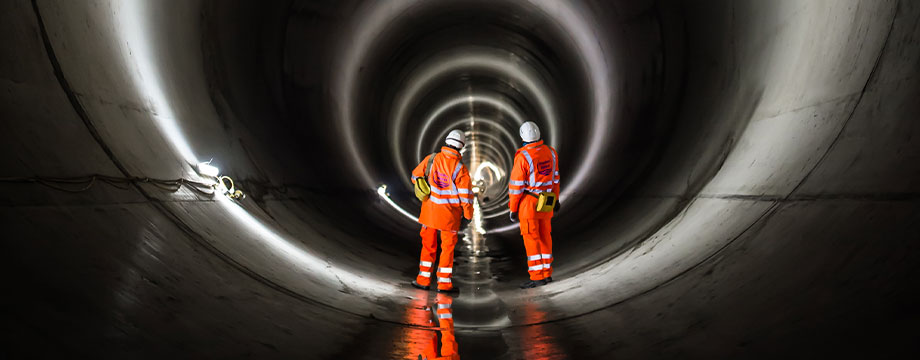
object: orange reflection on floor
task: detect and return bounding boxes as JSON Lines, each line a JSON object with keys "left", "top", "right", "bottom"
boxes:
{"left": 396, "top": 293, "right": 439, "bottom": 359}
{"left": 518, "top": 302, "right": 566, "bottom": 360}
{"left": 391, "top": 293, "right": 460, "bottom": 360}
{"left": 417, "top": 293, "right": 460, "bottom": 360}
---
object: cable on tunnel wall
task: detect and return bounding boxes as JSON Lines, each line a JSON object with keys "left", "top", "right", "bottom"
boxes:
{"left": 0, "top": 175, "right": 217, "bottom": 195}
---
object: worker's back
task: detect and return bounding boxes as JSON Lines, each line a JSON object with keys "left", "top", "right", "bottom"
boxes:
{"left": 411, "top": 146, "right": 473, "bottom": 231}
{"left": 509, "top": 140, "right": 559, "bottom": 220}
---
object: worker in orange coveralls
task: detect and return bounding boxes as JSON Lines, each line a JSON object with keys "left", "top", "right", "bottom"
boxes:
{"left": 418, "top": 293, "right": 460, "bottom": 360}
{"left": 508, "top": 121, "right": 560, "bottom": 289}
{"left": 411, "top": 130, "right": 473, "bottom": 292}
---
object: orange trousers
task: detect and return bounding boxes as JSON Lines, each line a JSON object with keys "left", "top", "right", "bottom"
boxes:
{"left": 520, "top": 218, "right": 553, "bottom": 280}
{"left": 416, "top": 226, "right": 457, "bottom": 290}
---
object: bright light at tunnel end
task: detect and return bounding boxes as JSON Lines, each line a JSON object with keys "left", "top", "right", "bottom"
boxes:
{"left": 335, "top": 0, "right": 614, "bottom": 231}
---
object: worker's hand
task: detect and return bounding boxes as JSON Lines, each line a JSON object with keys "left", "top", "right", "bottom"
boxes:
{"left": 509, "top": 212, "right": 519, "bottom": 223}
{"left": 460, "top": 217, "right": 470, "bottom": 230}
{"left": 554, "top": 201, "right": 560, "bottom": 213}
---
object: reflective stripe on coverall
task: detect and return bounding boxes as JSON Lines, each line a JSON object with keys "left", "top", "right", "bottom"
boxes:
{"left": 508, "top": 140, "right": 559, "bottom": 280}
{"left": 412, "top": 146, "right": 473, "bottom": 290}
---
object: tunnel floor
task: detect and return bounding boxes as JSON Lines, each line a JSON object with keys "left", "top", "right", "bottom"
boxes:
{"left": 334, "top": 227, "right": 572, "bottom": 359}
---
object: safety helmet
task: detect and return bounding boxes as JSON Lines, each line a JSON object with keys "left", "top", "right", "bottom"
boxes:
{"left": 519, "top": 121, "right": 541, "bottom": 142}
{"left": 445, "top": 129, "right": 466, "bottom": 149}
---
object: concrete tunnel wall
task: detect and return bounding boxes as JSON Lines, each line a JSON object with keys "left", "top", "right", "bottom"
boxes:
{"left": 1, "top": 0, "right": 919, "bottom": 358}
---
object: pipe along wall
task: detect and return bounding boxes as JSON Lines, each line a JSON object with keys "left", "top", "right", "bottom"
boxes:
{"left": 2, "top": 0, "right": 919, "bottom": 358}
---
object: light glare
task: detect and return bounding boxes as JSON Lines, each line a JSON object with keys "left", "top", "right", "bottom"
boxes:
{"left": 377, "top": 185, "right": 420, "bottom": 222}
{"left": 196, "top": 162, "right": 219, "bottom": 177}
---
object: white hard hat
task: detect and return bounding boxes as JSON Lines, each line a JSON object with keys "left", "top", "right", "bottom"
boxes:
{"left": 446, "top": 129, "right": 466, "bottom": 149}
{"left": 519, "top": 121, "right": 541, "bottom": 142}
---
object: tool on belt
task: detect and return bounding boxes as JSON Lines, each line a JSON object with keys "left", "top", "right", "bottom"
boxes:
{"left": 414, "top": 153, "right": 437, "bottom": 201}
{"left": 525, "top": 191, "right": 556, "bottom": 212}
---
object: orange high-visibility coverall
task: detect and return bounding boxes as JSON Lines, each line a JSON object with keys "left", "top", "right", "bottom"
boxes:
{"left": 508, "top": 140, "right": 560, "bottom": 281}
{"left": 411, "top": 146, "right": 473, "bottom": 290}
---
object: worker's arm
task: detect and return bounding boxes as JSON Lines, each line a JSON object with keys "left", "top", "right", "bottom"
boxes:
{"left": 508, "top": 152, "right": 528, "bottom": 213}
{"left": 552, "top": 147, "right": 560, "bottom": 196}
{"left": 411, "top": 154, "right": 431, "bottom": 183}
{"left": 456, "top": 165, "right": 474, "bottom": 220}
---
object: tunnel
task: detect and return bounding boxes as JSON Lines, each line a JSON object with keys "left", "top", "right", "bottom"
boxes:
{"left": 2, "top": 0, "right": 919, "bottom": 358}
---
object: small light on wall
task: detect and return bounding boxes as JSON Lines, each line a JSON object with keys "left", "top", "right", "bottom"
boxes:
{"left": 376, "top": 184, "right": 418, "bottom": 222}
{"left": 197, "top": 160, "right": 219, "bottom": 178}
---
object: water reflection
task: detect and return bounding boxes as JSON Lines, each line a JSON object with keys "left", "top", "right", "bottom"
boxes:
{"left": 418, "top": 293, "right": 460, "bottom": 360}
{"left": 399, "top": 292, "right": 440, "bottom": 359}
{"left": 516, "top": 302, "right": 566, "bottom": 360}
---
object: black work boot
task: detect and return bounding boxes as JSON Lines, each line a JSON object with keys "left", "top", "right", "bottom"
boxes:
{"left": 519, "top": 279, "right": 547, "bottom": 289}
{"left": 545, "top": 277, "right": 553, "bottom": 283}
{"left": 411, "top": 280, "right": 430, "bottom": 290}
{"left": 437, "top": 287, "right": 459, "bottom": 293}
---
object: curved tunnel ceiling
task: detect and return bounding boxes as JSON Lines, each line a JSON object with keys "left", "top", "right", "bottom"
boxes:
{"left": 2, "top": 0, "right": 920, "bottom": 358}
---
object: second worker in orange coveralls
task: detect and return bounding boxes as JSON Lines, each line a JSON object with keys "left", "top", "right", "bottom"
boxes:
{"left": 509, "top": 121, "right": 560, "bottom": 289}
{"left": 411, "top": 130, "right": 474, "bottom": 292}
